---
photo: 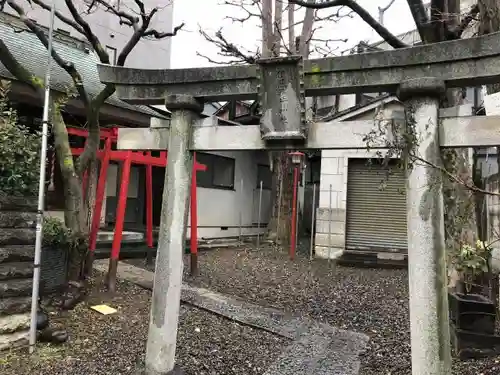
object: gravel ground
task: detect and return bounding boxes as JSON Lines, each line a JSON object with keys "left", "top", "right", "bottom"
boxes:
{"left": 130, "top": 243, "right": 500, "bottom": 375}
{"left": 0, "top": 272, "right": 288, "bottom": 375}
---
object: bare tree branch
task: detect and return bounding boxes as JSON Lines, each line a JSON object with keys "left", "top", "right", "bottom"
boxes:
{"left": 30, "top": 0, "right": 85, "bottom": 34}
{"left": 143, "top": 23, "right": 184, "bottom": 38}
{"left": 430, "top": 0, "right": 447, "bottom": 42}
{"left": 449, "top": 4, "right": 480, "bottom": 39}
{"left": 378, "top": 0, "right": 396, "bottom": 25}
{"left": 199, "top": 28, "right": 259, "bottom": 64}
{"left": 412, "top": 153, "right": 500, "bottom": 197}
{"left": 261, "top": 0, "right": 273, "bottom": 57}
{"left": 289, "top": 0, "right": 409, "bottom": 48}
{"left": 222, "top": 0, "right": 261, "bottom": 23}
{"left": 406, "top": 0, "right": 433, "bottom": 42}
{"left": 87, "top": 0, "right": 139, "bottom": 28}
{"left": 6, "top": 0, "right": 89, "bottom": 105}
{"left": 64, "top": 0, "right": 110, "bottom": 63}
{"left": 288, "top": 1, "right": 296, "bottom": 53}
{"left": 298, "top": 8, "right": 315, "bottom": 56}
{"left": 272, "top": 0, "right": 283, "bottom": 55}
{"left": 0, "top": 39, "right": 40, "bottom": 92}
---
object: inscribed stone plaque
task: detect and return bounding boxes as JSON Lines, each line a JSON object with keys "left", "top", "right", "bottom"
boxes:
{"left": 257, "top": 56, "right": 306, "bottom": 142}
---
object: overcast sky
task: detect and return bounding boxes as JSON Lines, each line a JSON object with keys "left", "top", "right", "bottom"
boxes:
{"left": 169, "top": 0, "right": 419, "bottom": 69}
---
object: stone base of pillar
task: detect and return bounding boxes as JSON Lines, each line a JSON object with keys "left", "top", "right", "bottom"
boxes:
{"left": 166, "top": 366, "right": 184, "bottom": 375}
{"left": 134, "top": 364, "right": 184, "bottom": 375}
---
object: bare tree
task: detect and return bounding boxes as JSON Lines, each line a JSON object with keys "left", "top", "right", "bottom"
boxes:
{"left": 292, "top": 0, "right": 500, "bottom": 292}
{"left": 0, "top": 0, "right": 182, "bottom": 281}
{"left": 198, "top": 1, "right": 356, "bottom": 245}
{"left": 198, "top": 0, "right": 422, "bottom": 246}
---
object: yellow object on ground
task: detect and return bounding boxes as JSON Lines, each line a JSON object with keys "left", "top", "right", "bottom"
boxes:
{"left": 90, "top": 304, "right": 118, "bottom": 315}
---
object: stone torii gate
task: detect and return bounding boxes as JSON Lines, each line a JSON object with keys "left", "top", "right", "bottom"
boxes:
{"left": 98, "top": 32, "right": 500, "bottom": 375}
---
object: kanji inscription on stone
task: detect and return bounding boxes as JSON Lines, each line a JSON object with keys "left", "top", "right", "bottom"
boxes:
{"left": 257, "top": 56, "right": 306, "bottom": 142}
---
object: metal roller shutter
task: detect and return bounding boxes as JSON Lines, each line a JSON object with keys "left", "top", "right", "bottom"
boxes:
{"left": 345, "top": 159, "right": 408, "bottom": 252}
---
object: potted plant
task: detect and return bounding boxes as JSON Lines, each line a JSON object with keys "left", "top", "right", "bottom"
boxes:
{"left": 40, "top": 217, "right": 73, "bottom": 294}
{"left": 449, "top": 240, "right": 496, "bottom": 335}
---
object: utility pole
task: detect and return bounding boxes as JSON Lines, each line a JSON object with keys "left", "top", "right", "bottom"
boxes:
{"left": 378, "top": 0, "right": 397, "bottom": 25}
{"left": 29, "top": 0, "right": 56, "bottom": 354}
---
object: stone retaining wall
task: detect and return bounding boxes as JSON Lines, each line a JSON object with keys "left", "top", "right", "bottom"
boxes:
{"left": 0, "top": 195, "right": 37, "bottom": 351}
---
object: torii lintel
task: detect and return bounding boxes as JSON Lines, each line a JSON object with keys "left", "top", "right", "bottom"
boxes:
{"left": 98, "top": 31, "right": 500, "bottom": 103}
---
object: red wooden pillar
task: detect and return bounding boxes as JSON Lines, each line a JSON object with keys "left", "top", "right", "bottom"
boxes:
{"left": 290, "top": 165, "right": 299, "bottom": 260}
{"left": 89, "top": 137, "right": 112, "bottom": 253}
{"left": 145, "top": 152, "right": 154, "bottom": 264}
{"left": 190, "top": 155, "right": 207, "bottom": 275}
{"left": 107, "top": 150, "right": 132, "bottom": 292}
{"left": 190, "top": 153, "right": 200, "bottom": 275}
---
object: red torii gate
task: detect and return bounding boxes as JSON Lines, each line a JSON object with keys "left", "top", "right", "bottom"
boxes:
{"left": 68, "top": 126, "right": 206, "bottom": 291}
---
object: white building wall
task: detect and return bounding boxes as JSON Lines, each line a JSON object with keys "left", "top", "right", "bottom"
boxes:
{"left": 3, "top": 0, "right": 174, "bottom": 69}
{"left": 99, "top": 150, "right": 271, "bottom": 240}
{"left": 315, "top": 100, "right": 475, "bottom": 259}
{"left": 187, "top": 150, "right": 271, "bottom": 239}
{"left": 315, "top": 102, "right": 403, "bottom": 259}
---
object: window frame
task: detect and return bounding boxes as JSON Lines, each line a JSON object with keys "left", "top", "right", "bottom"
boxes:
{"left": 307, "top": 157, "right": 321, "bottom": 185}
{"left": 196, "top": 152, "right": 236, "bottom": 190}
{"left": 106, "top": 45, "right": 117, "bottom": 65}
{"left": 256, "top": 164, "right": 272, "bottom": 190}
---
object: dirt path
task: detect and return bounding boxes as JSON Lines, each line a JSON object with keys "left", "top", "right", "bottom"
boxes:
{"left": 130, "top": 245, "right": 500, "bottom": 375}
{"left": 0, "top": 272, "right": 287, "bottom": 375}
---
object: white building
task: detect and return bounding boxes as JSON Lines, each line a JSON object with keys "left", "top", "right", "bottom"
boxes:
{"left": 0, "top": 3, "right": 272, "bottom": 243}
{"left": 2, "top": 0, "right": 174, "bottom": 69}
{"left": 312, "top": 1, "right": 483, "bottom": 261}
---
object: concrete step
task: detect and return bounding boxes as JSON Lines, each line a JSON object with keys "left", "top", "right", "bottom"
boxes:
{"left": 97, "top": 231, "right": 144, "bottom": 242}
{"left": 0, "top": 296, "right": 32, "bottom": 316}
{"left": 0, "top": 278, "right": 32, "bottom": 298}
{"left": 0, "top": 195, "right": 37, "bottom": 212}
{"left": 0, "top": 228, "right": 36, "bottom": 246}
{"left": 336, "top": 250, "right": 407, "bottom": 269}
{"left": 0, "top": 262, "right": 33, "bottom": 280}
{"left": 0, "top": 246, "right": 35, "bottom": 264}
{"left": 0, "top": 211, "right": 36, "bottom": 229}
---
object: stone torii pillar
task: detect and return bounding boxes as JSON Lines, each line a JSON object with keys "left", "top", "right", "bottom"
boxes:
{"left": 398, "top": 78, "right": 451, "bottom": 374}
{"left": 97, "top": 31, "right": 500, "bottom": 375}
{"left": 145, "top": 95, "right": 202, "bottom": 375}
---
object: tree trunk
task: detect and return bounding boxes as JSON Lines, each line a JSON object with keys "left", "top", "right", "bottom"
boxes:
{"left": 51, "top": 100, "right": 87, "bottom": 281}
{"left": 267, "top": 152, "right": 294, "bottom": 244}
{"left": 440, "top": 1, "right": 477, "bottom": 288}
{"left": 477, "top": 0, "right": 500, "bottom": 305}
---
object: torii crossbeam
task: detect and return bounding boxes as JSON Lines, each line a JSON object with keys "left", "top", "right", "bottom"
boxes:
{"left": 98, "top": 32, "right": 500, "bottom": 375}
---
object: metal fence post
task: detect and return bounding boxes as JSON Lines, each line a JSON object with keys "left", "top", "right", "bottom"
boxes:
{"left": 328, "top": 184, "right": 333, "bottom": 262}
{"left": 310, "top": 183, "right": 317, "bottom": 261}
{"left": 257, "top": 180, "right": 263, "bottom": 249}
{"left": 239, "top": 178, "right": 243, "bottom": 243}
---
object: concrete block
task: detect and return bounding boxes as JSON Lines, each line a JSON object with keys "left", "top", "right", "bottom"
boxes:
{"left": 321, "top": 157, "right": 341, "bottom": 175}
{"left": 319, "top": 190, "right": 339, "bottom": 208}
{"left": 321, "top": 150, "right": 344, "bottom": 158}
{"left": 319, "top": 174, "right": 344, "bottom": 193}
{"left": 0, "top": 329, "right": 29, "bottom": 351}
{"left": 315, "top": 233, "right": 345, "bottom": 248}
{"left": 0, "top": 312, "right": 30, "bottom": 334}
{"left": 0, "top": 212, "right": 36, "bottom": 229}
{"left": 316, "top": 208, "right": 346, "bottom": 222}
{"left": 315, "top": 220, "right": 345, "bottom": 235}
{"left": 97, "top": 231, "right": 144, "bottom": 242}
{"left": 337, "top": 157, "right": 345, "bottom": 174}
{"left": 315, "top": 246, "right": 343, "bottom": 260}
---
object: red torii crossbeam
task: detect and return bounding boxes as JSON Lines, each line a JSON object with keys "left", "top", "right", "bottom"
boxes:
{"left": 68, "top": 127, "right": 206, "bottom": 290}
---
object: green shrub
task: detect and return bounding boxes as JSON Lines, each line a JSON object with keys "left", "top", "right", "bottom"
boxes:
{"left": 43, "top": 216, "right": 71, "bottom": 249}
{"left": 42, "top": 216, "right": 87, "bottom": 252}
{"left": 0, "top": 83, "right": 41, "bottom": 196}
